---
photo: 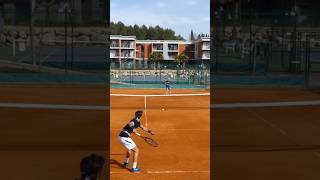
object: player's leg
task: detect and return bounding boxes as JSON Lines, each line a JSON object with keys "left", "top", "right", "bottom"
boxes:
{"left": 118, "top": 136, "right": 139, "bottom": 172}
{"left": 123, "top": 150, "right": 131, "bottom": 167}
{"left": 131, "top": 146, "right": 140, "bottom": 172}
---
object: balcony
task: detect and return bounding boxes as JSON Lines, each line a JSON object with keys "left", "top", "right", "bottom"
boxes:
{"left": 168, "top": 52, "right": 178, "bottom": 60}
{"left": 110, "top": 40, "right": 120, "bottom": 48}
{"left": 121, "top": 50, "right": 135, "bottom": 58}
{"left": 168, "top": 44, "right": 178, "bottom": 51}
{"left": 168, "top": 56, "right": 176, "bottom": 60}
{"left": 152, "top": 44, "right": 163, "bottom": 51}
{"left": 202, "top": 52, "right": 210, "bottom": 59}
{"left": 110, "top": 50, "right": 119, "bottom": 58}
{"left": 202, "top": 42, "right": 210, "bottom": 50}
{"left": 121, "top": 41, "right": 135, "bottom": 49}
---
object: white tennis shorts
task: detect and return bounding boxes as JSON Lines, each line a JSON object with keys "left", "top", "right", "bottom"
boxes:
{"left": 118, "top": 136, "right": 136, "bottom": 150}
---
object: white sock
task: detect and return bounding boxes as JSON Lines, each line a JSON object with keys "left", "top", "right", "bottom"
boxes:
{"left": 124, "top": 158, "right": 129, "bottom": 163}
{"left": 132, "top": 162, "right": 137, "bottom": 168}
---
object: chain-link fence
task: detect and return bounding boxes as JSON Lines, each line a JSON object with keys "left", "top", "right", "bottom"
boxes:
{"left": 111, "top": 60, "right": 210, "bottom": 89}
{"left": 305, "top": 36, "right": 320, "bottom": 89}
{"left": 212, "top": 4, "right": 320, "bottom": 74}
{"left": 0, "top": 1, "right": 108, "bottom": 84}
{"left": 212, "top": 2, "right": 320, "bottom": 88}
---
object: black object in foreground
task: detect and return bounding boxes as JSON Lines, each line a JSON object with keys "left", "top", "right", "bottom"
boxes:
{"left": 76, "top": 154, "right": 105, "bottom": 180}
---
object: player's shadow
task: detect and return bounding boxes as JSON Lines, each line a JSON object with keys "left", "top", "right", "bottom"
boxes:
{"left": 109, "top": 159, "right": 128, "bottom": 170}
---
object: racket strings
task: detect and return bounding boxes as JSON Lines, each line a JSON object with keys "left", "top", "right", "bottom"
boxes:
{"left": 143, "top": 137, "right": 158, "bottom": 147}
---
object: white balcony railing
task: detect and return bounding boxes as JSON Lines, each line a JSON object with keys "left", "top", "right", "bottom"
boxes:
{"left": 202, "top": 45, "right": 210, "bottom": 50}
{"left": 120, "top": 52, "right": 135, "bottom": 58}
{"left": 110, "top": 53, "right": 119, "bottom": 58}
{"left": 202, "top": 54, "right": 210, "bottom": 59}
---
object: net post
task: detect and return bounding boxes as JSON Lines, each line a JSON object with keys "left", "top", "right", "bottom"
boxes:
{"left": 144, "top": 95, "right": 147, "bottom": 128}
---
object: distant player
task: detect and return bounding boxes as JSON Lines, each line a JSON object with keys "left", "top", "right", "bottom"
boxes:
{"left": 118, "top": 110, "right": 155, "bottom": 173}
{"left": 165, "top": 80, "right": 171, "bottom": 95}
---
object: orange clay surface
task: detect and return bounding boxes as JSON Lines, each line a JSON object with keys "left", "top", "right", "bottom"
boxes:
{"left": 0, "top": 85, "right": 107, "bottom": 180}
{"left": 213, "top": 87, "right": 320, "bottom": 180}
{"left": 110, "top": 88, "right": 210, "bottom": 180}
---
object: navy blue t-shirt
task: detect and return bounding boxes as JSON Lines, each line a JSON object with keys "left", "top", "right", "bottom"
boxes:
{"left": 119, "top": 118, "right": 141, "bottom": 137}
{"left": 165, "top": 81, "right": 170, "bottom": 89}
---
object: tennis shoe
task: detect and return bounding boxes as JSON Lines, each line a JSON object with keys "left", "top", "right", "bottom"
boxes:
{"left": 123, "top": 162, "right": 129, "bottom": 167}
{"left": 132, "top": 167, "right": 140, "bottom": 173}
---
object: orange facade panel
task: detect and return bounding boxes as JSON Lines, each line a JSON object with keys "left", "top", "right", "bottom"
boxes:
{"left": 178, "top": 44, "right": 186, "bottom": 55}
{"left": 144, "top": 44, "right": 152, "bottom": 59}
{"left": 136, "top": 44, "right": 142, "bottom": 58}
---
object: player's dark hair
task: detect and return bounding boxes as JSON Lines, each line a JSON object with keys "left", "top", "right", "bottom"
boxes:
{"left": 135, "top": 110, "right": 143, "bottom": 119}
{"left": 79, "top": 153, "right": 105, "bottom": 180}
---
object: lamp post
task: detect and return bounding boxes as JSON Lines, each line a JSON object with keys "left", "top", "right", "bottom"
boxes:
{"left": 70, "top": 0, "right": 74, "bottom": 70}
{"left": 213, "top": 8, "right": 222, "bottom": 73}
{"left": 285, "top": 9, "right": 297, "bottom": 73}
{"left": 0, "top": 12, "right": 3, "bottom": 49}
{"left": 64, "top": 1, "right": 68, "bottom": 73}
{"left": 30, "top": 0, "right": 36, "bottom": 65}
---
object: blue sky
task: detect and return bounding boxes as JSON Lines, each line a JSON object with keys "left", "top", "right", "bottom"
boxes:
{"left": 110, "top": 0, "right": 210, "bottom": 40}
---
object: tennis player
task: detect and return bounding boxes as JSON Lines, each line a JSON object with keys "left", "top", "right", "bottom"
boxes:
{"left": 118, "top": 110, "right": 155, "bottom": 173}
{"left": 165, "top": 80, "right": 171, "bottom": 95}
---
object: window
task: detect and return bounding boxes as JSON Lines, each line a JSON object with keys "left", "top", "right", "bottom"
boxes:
{"left": 168, "top": 44, "right": 178, "bottom": 51}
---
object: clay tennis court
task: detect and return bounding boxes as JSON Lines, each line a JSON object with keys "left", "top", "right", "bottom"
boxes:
{"left": 110, "top": 88, "right": 210, "bottom": 180}
{"left": 0, "top": 85, "right": 107, "bottom": 179}
{"left": 213, "top": 87, "right": 320, "bottom": 180}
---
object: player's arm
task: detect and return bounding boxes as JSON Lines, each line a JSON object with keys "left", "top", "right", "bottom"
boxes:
{"left": 132, "top": 128, "right": 141, "bottom": 137}
{"left": 140, "top": 124, "right": 155, "bottom": 135}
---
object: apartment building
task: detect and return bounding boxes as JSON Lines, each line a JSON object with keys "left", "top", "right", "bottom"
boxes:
{"left": 194, "top": 35, "right": 210, "bottom": 60}
{"left": 135, "top": 40, "right": 192, "bottom": 61}
{"left": 110, "top": 34, "right": 210, "bottom": 62}
{"left": 110, "top": 35, "right": 136, "bottom": 60}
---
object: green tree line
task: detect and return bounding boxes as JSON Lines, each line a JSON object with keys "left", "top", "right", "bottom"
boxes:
{"left": 109, "top": 21, "right": 184, "bottom": 40}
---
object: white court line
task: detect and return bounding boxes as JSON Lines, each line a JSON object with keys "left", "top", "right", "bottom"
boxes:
{"left": 248, "top": 109, "right": 320, "bottom": 159}
{"left": 247, "top": 109, "right": 289, "bottom": 137}
{"left": 211, "top": 100, "right": 320, "bottom": 109}
{"left": 111, "top": 93, "right": 210, "bottom": 97}
{"left": 147, "top": 170, "right": 210, "bottom": 174}
{"left": 40, "top": 49, "right": 58, "bottom": 63}
{"left": 0, "top": 102, "right": 108, "bottom": 110}
{"left": 110, "top": 170, "right": 210, "bottom": 174}
{"left": 17, "top": 54, "right": 31, "bottom": 62}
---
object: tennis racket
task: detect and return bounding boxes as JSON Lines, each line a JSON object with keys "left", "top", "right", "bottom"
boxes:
{"left": 141, "top": 136, "right": 158, "bottom": 147}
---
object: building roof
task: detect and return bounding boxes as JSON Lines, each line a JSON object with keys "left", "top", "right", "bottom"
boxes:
{"left": 110, "top": 35, "right": 136, "bottom": 40}
{"left": 136, "top": 39, "right": 191, "bottom": 44}
{"left": 110, "top": 35, "right": 195, "bottom": 44}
